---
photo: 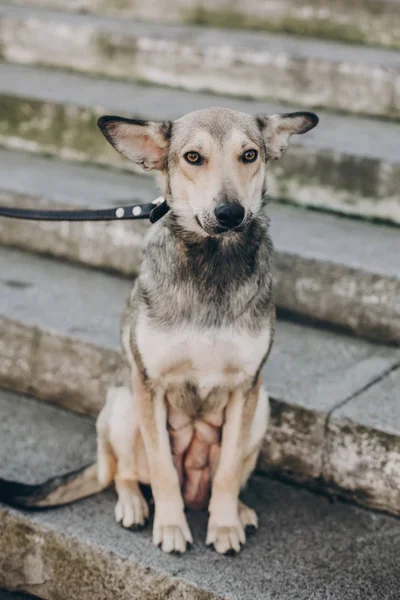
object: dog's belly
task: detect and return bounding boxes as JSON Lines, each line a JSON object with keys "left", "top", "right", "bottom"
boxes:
{"left": 135, "top": 318, "right": 271, "bottom": 509}
{"left": 168, "top": 404, "right": 223, "bottom": 510}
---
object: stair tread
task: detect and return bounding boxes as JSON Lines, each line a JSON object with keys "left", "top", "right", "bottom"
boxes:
{"left": 0, "top": 61, "right": 399, "bottom": 163}
{"left": 1, "top": 244, "right": 399, "bottom": 416}
{"left": 2, "top": 3, "right": 400, "bottom": 68}
{"left": 0, "top": 390, "right": 95, "bottom": 485}
{"left": 0, "top": 4, "right": 399, "bottom": 119}
{"left": 2, "top": 0, "right": 400, "bottom": 51}
{"left": 1, "top": 148, "right": 399, "bottom": 279}
{"left": 1, "top": 389, "right": 399, "bottom": 600}
{"left": 334, "top": 365, "right": 400, "bottom": 436}
{"left": 0, "top": 392, "right": 400, "bottom": 600}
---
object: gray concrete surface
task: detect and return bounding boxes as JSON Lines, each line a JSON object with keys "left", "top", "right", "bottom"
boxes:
{"left": 0, "top": 4, "right": 399, "bottom": 118}
{"left": 1, "top": 390, "right": 400, "bottom": 599}
{"left": 1, "top": 149, "right": 399, "bottom": 343}
{"left": 0, "top": 247, "right": 399, "bottom": 512}
{"left": 0, "top": 593, "right": 38, "bottom": 600}
{"left": 0, "top": 62, "right": 398, "bottom": 162}
{"left": 6, "top": 4, "right": 399, "bottom": 66}
{"left": 0, "top": 247, "right": 131, "bottom": 350}
{"left": 332, "top": 365, "right": 400, "bottom": 436}
{"left": 0, "top": 390, "right": 96, "bottom": 484}
{"left": 0, "top": 63, "right": 399, "bottom": 223}
{"left": 323, "top": 365, "right": 400, "bottom": 514}
{"left": 4, "top": 0, "right": 400, "bottom": 49}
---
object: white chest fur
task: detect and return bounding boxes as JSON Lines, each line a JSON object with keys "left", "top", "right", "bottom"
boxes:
{"left": 135, "top": 313, "right": 271, "bottom": 396}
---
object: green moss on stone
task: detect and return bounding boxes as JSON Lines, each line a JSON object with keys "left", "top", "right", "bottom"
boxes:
{"left": 96, "top": 31, "right": 138, "bottom": 62}
{"left": 270, "top": 398, "right": 319, "bottom": 434}
{"left": 183, "top": 6, "right": 399, "bottom": 49}
{"left": 0, "top": 94, "right": 124, "bottom": 168}
{"left": 99, "top": 0, "right": 134, "bottom": 11}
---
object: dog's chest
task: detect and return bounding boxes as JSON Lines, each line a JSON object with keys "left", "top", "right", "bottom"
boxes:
{"left": 136, "top": 317, "right": 270, "bottom": 397}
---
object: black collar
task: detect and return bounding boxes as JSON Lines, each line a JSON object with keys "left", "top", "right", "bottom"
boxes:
{"left": 0, "top": 196, "right": 170, "bottom": 224}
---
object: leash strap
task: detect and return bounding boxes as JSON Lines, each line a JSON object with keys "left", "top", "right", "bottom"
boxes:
{"left": 0, "top": 196, "right": 169, "bottom": 224}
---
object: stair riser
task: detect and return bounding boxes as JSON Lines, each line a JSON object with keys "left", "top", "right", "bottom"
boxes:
{"left": 0, "top": 15, "right": 399, "bottom": 119}
{"left": 4, "top": 0, "right": 400, "bottom": 49}
{"left": 1, "top": 316, "right": 399, "bottom": 516}
{"left": 1, "top": 191, "right": 400, "bottom": 344}
{"left": 0, "top": 512, "right": 218, "bottom": 600}
{"left": 0, "top": 318, "right": 121, "bottom": 416}
{"left": 1, "top": 95, "right": 399, "bottom": 224}
{"left": 0, "top": 192, "right": 147, "bottom": 276}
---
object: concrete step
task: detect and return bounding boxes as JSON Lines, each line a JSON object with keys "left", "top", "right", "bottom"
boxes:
{"left": 1, "top": 390, "right": 400, "bottom": 599}
{"left": 0, "top": 246, "right": 399, "bottom": 514}
{"left": 3, "top": 0, "right": 400, "bottom": 49}
{"left": 1, "top": 5, "right": 399, "bottom": 119}
{"left": 0, "top": 63, "right": 399, "bottom": 224}
{"left": 1, "top": 149, "right": 399, "bottom": 344}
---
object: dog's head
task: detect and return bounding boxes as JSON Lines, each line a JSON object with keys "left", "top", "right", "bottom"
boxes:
{"left": 98, "top": 107, "right": 318, "bottom": 237}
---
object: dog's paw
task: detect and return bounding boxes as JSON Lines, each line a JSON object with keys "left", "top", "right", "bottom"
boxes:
{"left": 115, "top": 484, "right": 149, "bottom": 529}
{"left": 206, "top": 517, "right": 246, "bottom": 554}
{"left": 238, "top": 500, "right": 258, "bottom": 532}
{"left": 153, "top": 510, "right": 193, "bottom": 553}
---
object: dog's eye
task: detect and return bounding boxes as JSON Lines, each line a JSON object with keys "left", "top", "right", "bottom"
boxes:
{"left": 184, "top": 151, "right": 203, "bottom": 165}
{"left": 242, "top": 149, "right": 258, "bottom": 163}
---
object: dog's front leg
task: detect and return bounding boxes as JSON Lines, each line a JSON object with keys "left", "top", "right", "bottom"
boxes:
{"left": 134, "top": 377, "right": 193, "bottom": 553}
{"left": 207, "top": 385, "right": 259, "bottom": 554}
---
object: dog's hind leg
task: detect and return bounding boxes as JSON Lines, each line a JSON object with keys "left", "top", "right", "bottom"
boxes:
{"left": 96, "top": 394, "right": 117, "bottom": 488}
{"left": 114, "top": 472, "right": 149, "bottom": 529}
{"left": 97, "top": 386, "right": 150, "bottom": 529}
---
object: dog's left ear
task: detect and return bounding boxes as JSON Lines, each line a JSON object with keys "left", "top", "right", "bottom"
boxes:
{"left": 257, "top": 112, "right": 318, "bottom": 160}
{"left": 98, "top": 116, "right": 172, "bottom": 171}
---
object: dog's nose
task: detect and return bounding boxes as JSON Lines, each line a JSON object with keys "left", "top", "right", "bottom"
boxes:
{"left": 214, "top": 204, "right": 245, "bottom": 228}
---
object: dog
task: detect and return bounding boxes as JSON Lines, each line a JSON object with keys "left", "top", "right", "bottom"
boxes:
{"left": 0, "top": 107, "right": 318, "bottom": 554}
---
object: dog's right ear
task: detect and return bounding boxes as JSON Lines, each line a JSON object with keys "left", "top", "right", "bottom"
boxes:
{"left": 257, "top": 112, "right": 318, "bottom": 160}
{"left": 98, "top": 116, "right": 172, "bottom": 171}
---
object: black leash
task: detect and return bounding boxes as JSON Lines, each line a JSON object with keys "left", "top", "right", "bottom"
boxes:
{"left": 0, "top": 196, "right": 169, "bottom": 224}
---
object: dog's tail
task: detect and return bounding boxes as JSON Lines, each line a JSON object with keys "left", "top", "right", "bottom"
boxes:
{"left": 0, "top": 463, "right": 108, "bottom": 509}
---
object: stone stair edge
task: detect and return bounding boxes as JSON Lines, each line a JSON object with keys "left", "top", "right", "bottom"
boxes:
{"left": 1, "top": 193, "right": 400, "bottom": 346}
{"left": 0, "top": 62, "right": 399, "bottom": 224}
{"left": 0, "top": 3, "right": 399, "bottom": 119}
{"left": 0, "top": 307, "right": 399, "bottom": 516}
{"left": 1, "top": 388, "right": 400, "bottom": 600}
{"left": 0, "top": 509, "right": 220, "bottom": 600}
{"left": 2, "top": 0, "right": 400, "bottom": 49}
{"left": 0, "top": 148, "right": 399, "bottom": 344}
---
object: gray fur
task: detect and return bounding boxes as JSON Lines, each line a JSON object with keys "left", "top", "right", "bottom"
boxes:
{"left": 107, "top": 106, "right": 317, "bottom": 391}
{"left": 133, "top": 210, "right": 274, "bottom": 332}
{"left": 119, "top": 107, "right": 284, "bottom": 379}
